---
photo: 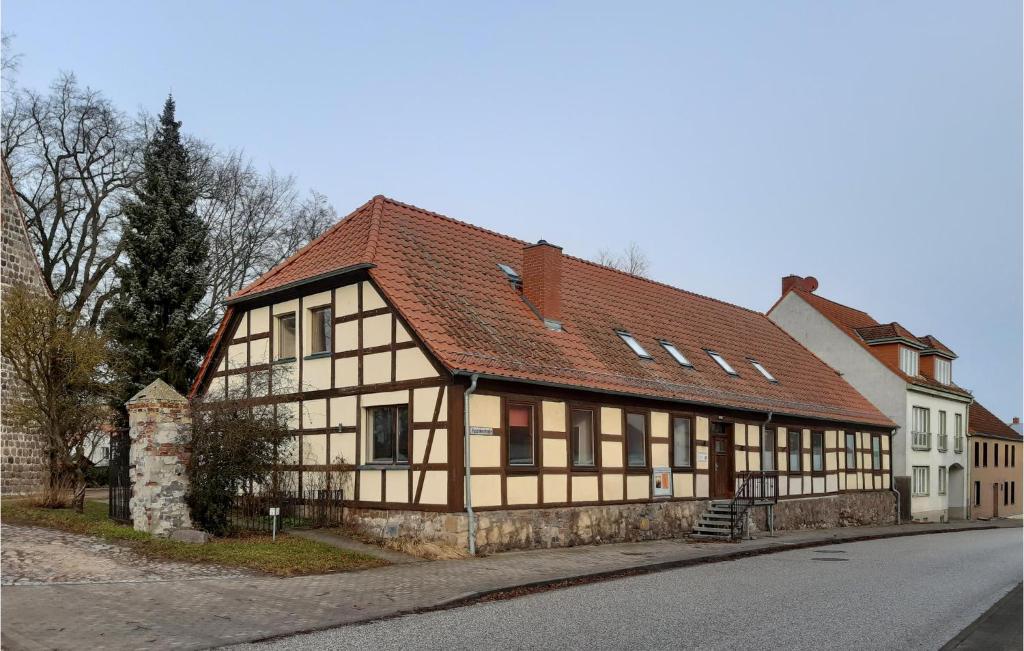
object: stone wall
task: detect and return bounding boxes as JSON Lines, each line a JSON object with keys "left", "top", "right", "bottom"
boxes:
{"left": 347, "top": 491, "right": 896, "bottom": 553}
{"left": 752, "top": 491, "right": 896, "bottom": 531}
{"left": 127, "top": 380, "right": 193, "bottom": 536}
{"left": 347, "top": 500, "right": 708, "bottom": 553}
{"left": 1, "top": 162, "right": 50, "bottom": 495}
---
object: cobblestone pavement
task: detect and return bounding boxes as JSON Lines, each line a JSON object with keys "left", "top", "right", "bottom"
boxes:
{"left": 1, "top": 519, "right": 1019, "bottom": 650}
{"left": 1, "top": 524, "right": 251, "bottom": 586}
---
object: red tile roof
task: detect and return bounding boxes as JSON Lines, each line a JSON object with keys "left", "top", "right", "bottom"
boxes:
{"left": 854, "top": 323, "right": 920, "bottom": 344}
{"left": 786, "top": 287, "right": 971, "bottom": 398}
{"left": 199, "top": 197, "right": 893, "bottom": 427}
{"left": 968, "top": 401, "right": 1023, "bottom": 441}
{"left": 917, "top": 335, "right": 955, "bottom": 357}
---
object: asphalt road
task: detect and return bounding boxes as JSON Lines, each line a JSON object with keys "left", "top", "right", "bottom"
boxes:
{"left": 241, "top": 528, "right": 1022, "bottom": 650}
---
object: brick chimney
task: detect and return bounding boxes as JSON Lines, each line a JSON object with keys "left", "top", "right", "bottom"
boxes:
{"left": 782, "top": 275, "right": 819, "bottom": 296}
{"left": 522, "top": 240, "right": 562, "bottom": 329}
{"left": 1014, "top": 417, "right": 1020, "bottom": 425}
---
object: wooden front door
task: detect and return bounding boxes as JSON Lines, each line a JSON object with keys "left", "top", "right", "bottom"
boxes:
{"left": 711, "top": 423, "right": 733, "bottom": 498}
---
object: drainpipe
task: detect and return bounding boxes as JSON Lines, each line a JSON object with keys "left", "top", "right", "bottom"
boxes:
{"left": 889, "top": 427, "right": 901, "bottom": 525}
{"left": 761, "top": 411, "right": 774, "bottom": 537}
{"left": 464, "top": 374, "right": 479, "bottom": 555}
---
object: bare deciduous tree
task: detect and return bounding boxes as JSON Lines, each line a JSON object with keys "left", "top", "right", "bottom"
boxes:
{"left": 2, "top": 73, "right": 143, "bottom": 328}
{"left": 1, "top": 284, "right": 116, "bottom": 511}
{"left": 194, "top": 149, "right": 335, "bottom": 327}
{"left": 594, "top": 241, "right": 650, "bottom": 277}
{"left": 4, "top": 73, "right": 335, "bottom": 335}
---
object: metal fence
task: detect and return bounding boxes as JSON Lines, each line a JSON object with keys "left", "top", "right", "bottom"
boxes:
{"left": 108, "top": 429, "right": 132, "bottom": 524}
{"left": 228, "top": 490, "right": 344, "bottom": 534}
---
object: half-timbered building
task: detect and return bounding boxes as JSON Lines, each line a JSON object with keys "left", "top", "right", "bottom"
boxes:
{"left": 193, "top": 196, "right": 896, "bottom": 551}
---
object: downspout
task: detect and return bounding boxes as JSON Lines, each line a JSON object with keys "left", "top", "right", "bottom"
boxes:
{"left": 761, "top": 411, "right": 774, "bottom": 537}
{"left": 889, "top": 427, "right": 901, "bottom": 525}
{"left": 464, "top": 374, "right": 479, "bottom": 555}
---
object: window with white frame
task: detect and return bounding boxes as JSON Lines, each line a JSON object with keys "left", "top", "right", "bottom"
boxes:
{"left": 911, "top": 406, "right": 931, "bottom": 450}
{"left": 937, "top": 411, "right": 948, "bottom": 451}
{"left": 899, "top": 346, "right": 919, "bottom": 376}
{"left": 912, "top": 466, "right": 929, "bottom": 496}
{"left": 660, "top": 341, "right": 692, "bottom": 367}
{"left": 749, "top": 360, "right": 777, "bottom": 383}
{"left": 617, "top": 331, "right": 652, "bottom": 359}
{"left": 954, "top": 413, "right": 964, "bottom": 453}
{"left": 937, "top": 466, "right": 947, "bottom": 495}
{"left": 706, "top": 350, "right": 738, "bottom": 376}
{"left": 934, "top": 358, "right": 951, "bottom": 385}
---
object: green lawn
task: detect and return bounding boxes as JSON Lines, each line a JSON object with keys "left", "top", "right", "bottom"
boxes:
{"left": 1, "top": 499, "right": 388, "bottom": 576}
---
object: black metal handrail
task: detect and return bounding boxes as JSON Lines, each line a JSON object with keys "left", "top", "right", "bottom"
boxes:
{"left": 729, "top": 471, "right": 780, "bottom": 539}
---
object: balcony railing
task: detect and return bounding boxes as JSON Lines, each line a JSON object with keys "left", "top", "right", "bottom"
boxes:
{"left": 911, "top": 431, "right": 931, "bottom": 451}
{"left": 954, "top": 434, "right": 963, "bottom": 454}
{"left": 937, "top": 433, "right": 948, "bottom": 452}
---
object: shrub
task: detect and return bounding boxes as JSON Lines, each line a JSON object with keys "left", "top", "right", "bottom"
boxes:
{"left": 185, "top": 390, "right": 291, "bottom": 536}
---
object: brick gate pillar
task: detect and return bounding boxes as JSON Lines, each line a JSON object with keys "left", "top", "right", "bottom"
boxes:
{"left": 126, "top": 379, "right": 192, "bottom": 536}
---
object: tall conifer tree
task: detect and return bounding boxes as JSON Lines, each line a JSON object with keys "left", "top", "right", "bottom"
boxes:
{"left": 107, "top": 96, "right": 211, "bottom": 399}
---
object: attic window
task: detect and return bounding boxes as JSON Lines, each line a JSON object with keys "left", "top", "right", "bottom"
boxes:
{"left": 899, "top": 346, "right": 919, "bottom": 376}
{"left": 497, "top": 263, "right": 521, "bottom": 286}
{"left": 617, "top": 331, "right": 652, "bottom": 359}
{"left": 749, "top": 359, "right": 777, "bottom": 383}
{"left": 706, "top": 350, "right": 738, "bottom": 376}
{"left": 660, "top": 341, "right": 692, "bottom": 367}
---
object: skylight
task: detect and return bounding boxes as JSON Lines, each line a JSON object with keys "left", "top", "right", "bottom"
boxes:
{"left": 497, "top": 263, "right": 521, "bottom": 284}
{"left": 706, "top": 350, "right": 738, "bottom": 376}
{"left": 660, "top": 341, "right": 692, "bottom": 367}
{"left": 617, "top": 331, "right": 652, "bottom": 359}
{"left": 750, "top": 360, "right": 777, "bottom": 383}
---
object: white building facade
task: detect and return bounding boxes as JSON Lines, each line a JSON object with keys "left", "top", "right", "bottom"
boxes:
{"left": 768, "top": 276, "right": 971, "bottom": 522}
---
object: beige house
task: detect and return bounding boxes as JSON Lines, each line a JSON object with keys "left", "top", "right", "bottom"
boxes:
{"left": 194, "top": 197, "right": 897, "bottom": 551}
{"left": 967, "top": 401, "right": 1022, "bottom": 519}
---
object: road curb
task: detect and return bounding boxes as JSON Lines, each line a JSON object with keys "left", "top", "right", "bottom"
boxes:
{"left": 434, "top": 525, "right": 1003, "bottom": 609}
{"left": 240, "top": 524, "right": 1008, "bottom": 647}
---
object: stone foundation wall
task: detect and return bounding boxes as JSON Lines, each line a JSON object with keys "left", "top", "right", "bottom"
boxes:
{"left": 347, "top": 500, "right": 708, "bottom": 553}
{"left": 752, "top": 491, "right": 896, "bottom": 531}
{"left": 347, "top": 491, "right": 896, "bottom": 553}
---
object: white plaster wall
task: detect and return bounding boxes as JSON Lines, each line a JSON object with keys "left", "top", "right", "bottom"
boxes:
{"left": 768, "top": 293, "right": 906, "bottom": 463}
{"left": 905, "top": 387, "right": 970, "bottom": 521}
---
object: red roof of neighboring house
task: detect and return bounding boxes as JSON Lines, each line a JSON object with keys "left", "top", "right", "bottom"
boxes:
{"left": 968, "top": 401, "right": 1023, "bottom": 441}
{"left": 781, "top": 285, "right": 970, "bottom": 398}
{"left": 196, "top": 197, "right": 893, "bottom": 427}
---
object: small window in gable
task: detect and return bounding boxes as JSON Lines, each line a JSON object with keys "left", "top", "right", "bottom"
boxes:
{"left": 660, "top": 341, "right": 692, "bottom": 367}
{"left": 934, "top": 357, "right": 951, "bottom": 385}
{"left": 310, "top": 305, "right": 332, "bottom": 354}
{"left": 276, "top": 313, "right": 296, "bottom": 361}
{"left": 749, "top": 360, "right": 777, "bottom": 383}
{"left": 706, "top": 350, "right": 737, "bottom": 376}
{"left": 617, "top": 331, "right": 652, "bottom": 359}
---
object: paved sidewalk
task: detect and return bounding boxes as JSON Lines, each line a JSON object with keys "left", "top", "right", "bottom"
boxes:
{"left": 1, "top": 524, "right": 251, "bottom": 586}
{"left": 288, "top": 529, "right": 420, "bottom": 564}
{"left": 2, "top": 519, "right": 1018, "bottom": 650}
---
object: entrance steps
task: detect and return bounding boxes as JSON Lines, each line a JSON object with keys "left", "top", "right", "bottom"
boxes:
{"left": 691, "top": 500, "right": 746, "bottom": 540}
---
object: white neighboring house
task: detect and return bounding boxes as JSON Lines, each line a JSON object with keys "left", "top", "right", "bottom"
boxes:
{"left": 768, "top": 276, "right": 972, "bottom": 522}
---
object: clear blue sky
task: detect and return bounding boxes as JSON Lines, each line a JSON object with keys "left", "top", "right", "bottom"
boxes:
{"left": 5, "top": 1, "right": 1021, "bottom": 418}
